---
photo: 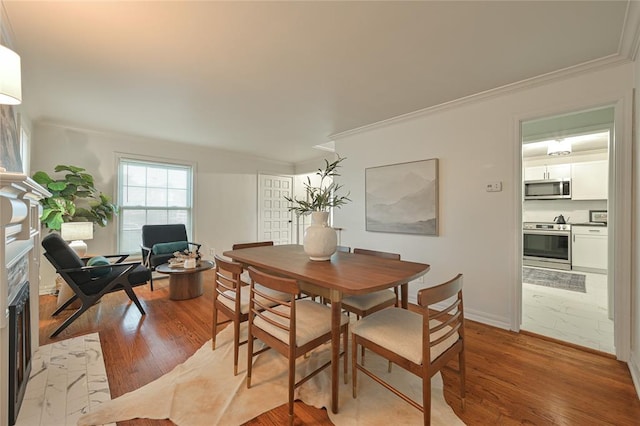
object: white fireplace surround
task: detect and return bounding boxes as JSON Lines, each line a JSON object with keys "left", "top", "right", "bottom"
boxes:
{"left": 0, "top": 172, "right": 50, "bottom": 426}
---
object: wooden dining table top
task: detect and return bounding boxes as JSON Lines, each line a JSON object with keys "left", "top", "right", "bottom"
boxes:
{"left": 222, "top": 244, "right": 430, "bottom": 295}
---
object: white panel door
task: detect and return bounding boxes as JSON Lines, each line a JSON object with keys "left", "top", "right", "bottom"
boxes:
{"left": 258, "top": 174, "right": 293, "bottom": 245}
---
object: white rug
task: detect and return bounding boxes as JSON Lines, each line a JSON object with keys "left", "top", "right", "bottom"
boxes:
{"left": 16, "top": 332, "right": 113, "bottom": 426}
{"left": 78, "top": 324, "right": 464, "bottom": 425}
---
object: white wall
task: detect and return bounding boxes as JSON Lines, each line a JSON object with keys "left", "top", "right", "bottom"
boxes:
{"left": 32, "top": 122, "right": 294, "bottom": 292}
{"left": 334, "top": 63, "right": 634, "bottom": 331}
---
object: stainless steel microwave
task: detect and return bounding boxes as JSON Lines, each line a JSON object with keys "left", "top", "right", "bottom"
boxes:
{"left": 524, "top": 179, "right": 571, "bottom": 200}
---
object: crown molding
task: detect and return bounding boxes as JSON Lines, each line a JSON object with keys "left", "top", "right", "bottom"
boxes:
{"left": 330, "top": 55, "right": 632, "bottom": 142}
{"left": 619, "top": 0, "right": 640, "bottom": 61}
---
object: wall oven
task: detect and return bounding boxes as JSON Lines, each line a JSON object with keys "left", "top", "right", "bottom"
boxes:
{"left": 524, "top": 179, "right": 571, "bottom": 200}
{"left": 523, "top": 222, "right": 571, "bottom": 270}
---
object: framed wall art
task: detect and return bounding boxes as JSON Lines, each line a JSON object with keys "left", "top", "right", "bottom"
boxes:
{"left": 0, "top": 104, "right": 22, "bottom": 173}
{"left": 365, "top": 158, "right": 439, "bottom": 236}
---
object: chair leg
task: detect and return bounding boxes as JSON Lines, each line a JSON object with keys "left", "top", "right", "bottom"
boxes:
{"left": 288, "top": 355, "right": 295, "bottom": 426}
{"left": 233, "top": 318, "right": 240, "bottom": 376}
{"left": 50, "top": 301, "right": 93, "bottom": 338}
{"left": 351, "top": 334, "right": 358, "bottom": 398}
{"left": 460, "top": 349, "right": 466, "bottom": 410}
{"left": 246, "top": 326, "right": 254, "bottom": 388}
{"left": 51, "top": 295, "right": 79, "bottom": 316}
{"left": 423, "top": 375, "right": 431, "bottom": 425}
{"left": 122, "top": 285, "right": 146, "bottom": 315}
{"left": 212, "top": 305, "right": 218, "bottom": 350}
{"left": 149, "top": 272, "right": 154, "bottom": 291}
{"left": 343, "top": 325, "right": 348, "bottom": 384}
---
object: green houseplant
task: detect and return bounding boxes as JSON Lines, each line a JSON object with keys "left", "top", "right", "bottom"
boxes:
{"left": 284, "top": 156, "right": 350, "bottom": 260}
{"left": 284, "top": 156, "right": 351, "bottom": 215}
{"left": 32, "top": 165, "right": 118, "bottom": 231}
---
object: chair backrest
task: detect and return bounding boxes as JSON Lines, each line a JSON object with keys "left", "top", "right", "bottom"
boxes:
{"left": 353, "top": 248, "right": 400, "bottom": 260}
{"left": 336, "top": 245, "right": 351, "bottom": 253}
{"left": 417, "top": 274, "right": 464, "bottom": 362}
{"left": 232, "top": 241, "right": 274, "bottom": 250}
{"left": 247, "top": 266, "right": 299, "bottom": 346}
{"left": 42, "top": 233, "right": 91, "bottom": 284}
{"left": 141, "top": 224, "right": 188, "bottom": 249}
{"left": 213, "top": 255, "right": 244, "bottom": 312}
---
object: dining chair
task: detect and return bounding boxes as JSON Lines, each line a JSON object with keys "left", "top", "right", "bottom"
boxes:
{"left": 212, "top": 254, "right": 290, "bottom": 375}
{"left": 341, "top": 248, "right": 400, "bottom": 318}
{"left": 232, "top": 241, "right": 274, "bottom": 285}
{"left": 351, "top": 274, "right": 465, "bottom": 425}
{"left": 246, "top": 266, "right": 350, "bottom": 426}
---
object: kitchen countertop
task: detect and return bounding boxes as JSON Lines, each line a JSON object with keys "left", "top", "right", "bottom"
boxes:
{"left": 570, "top": 222, "right": 607, "bottom": 227}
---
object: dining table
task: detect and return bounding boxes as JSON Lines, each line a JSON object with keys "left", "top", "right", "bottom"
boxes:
{"left": 222, "top": 244, "right": 430, "bottom": 414}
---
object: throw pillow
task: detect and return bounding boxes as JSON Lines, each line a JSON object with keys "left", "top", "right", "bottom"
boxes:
{"left": 152, "top": 241, "right": 189, "bottom": 255}
{"left": 87, "top": 256, "right": 111, "bottom": 278}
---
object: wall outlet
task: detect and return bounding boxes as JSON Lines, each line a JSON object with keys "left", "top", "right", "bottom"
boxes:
{"left": 486, "top": 181, "right": 503, "bottom": 192}
{"left": 209, "top": 248, "right": 215, "bottom": 256}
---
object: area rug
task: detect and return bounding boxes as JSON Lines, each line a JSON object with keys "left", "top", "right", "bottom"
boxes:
{"left": 77, "top": 324, "right": 464, "bottom": 426}
{"left": 523, "top": 267, "right": 586, "bottom": 293}
{"left": 16, "top": 332, "right": 113, "bottom": 426}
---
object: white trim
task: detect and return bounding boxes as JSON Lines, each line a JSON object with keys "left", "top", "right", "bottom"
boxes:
{"left": 620, "top": 0, "right": 640, "bottom": 61}
{"left": 114, "top": 153, "right": 197, "bottom": 254}
{"left": 629, "top": 352, "right": 640, "bottom": 399}
{"left": 511, "top": 95, "right": 633, "bottom": 362}
{"left": 331, "top": 56, "right": 630, "bottom": 141}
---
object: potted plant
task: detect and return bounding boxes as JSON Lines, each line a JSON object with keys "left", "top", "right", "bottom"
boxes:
{"left": 32, "top": 165, "right": 118, "bottom": 231}
{"left": 285, "top": 156, "right": 350, "bottom": 260}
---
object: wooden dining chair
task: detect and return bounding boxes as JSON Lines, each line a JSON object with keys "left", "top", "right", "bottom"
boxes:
{"left": 246, "top": 266, "right": 350, "bottom": 426}
{"left": 341, "top": 248, "right": 400, "bottom": 318}
{"left": 351, "top": 274, "right": 465, "bottom": 425}
{"left": 232, "top": 241, "right": 274, "bottom": 285}
{"left": 212, "top": 254, "right": 290, "bottom": 375}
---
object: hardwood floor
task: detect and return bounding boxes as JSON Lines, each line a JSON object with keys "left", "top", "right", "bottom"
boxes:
{"left": 39, "top": 272, "right": 640, "bottom": 425}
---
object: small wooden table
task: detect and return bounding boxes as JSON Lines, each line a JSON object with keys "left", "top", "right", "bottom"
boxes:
{"left": 155, "top": 260, "right": 214, "bottom": 300}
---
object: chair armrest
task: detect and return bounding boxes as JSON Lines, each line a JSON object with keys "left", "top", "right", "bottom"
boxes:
{"left": 81, "top": 254, "right": 130, "bottom": 264}
{"left": 58, "top": 261, "right": 143, "bottom": 274}
{"left": 187, "top": 242, "right": 202, "bottom": 249}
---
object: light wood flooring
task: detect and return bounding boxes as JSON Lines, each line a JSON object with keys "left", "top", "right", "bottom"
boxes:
{"left": 38, "top": 272, "right": 640, "bottom": 425}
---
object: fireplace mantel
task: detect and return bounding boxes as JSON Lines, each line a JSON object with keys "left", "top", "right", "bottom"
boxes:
{"left": 0, "top": 172, "right": 50, "bottom": 426}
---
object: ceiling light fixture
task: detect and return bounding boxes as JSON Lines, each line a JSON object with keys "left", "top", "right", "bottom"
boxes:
{"left": 547, "top": 139, "right": 571, "bottom": 156}
{"left": 0, "top": 44, "right": 22, "bottom": 105}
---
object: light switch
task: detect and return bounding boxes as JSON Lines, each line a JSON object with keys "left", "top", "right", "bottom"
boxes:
{"left": 486, "top": 181, "right": 503, "bottom": 192}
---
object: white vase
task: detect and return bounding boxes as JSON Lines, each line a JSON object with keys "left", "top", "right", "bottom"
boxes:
{"left": 303, "top": 211, "right": 337, "bottom": 261}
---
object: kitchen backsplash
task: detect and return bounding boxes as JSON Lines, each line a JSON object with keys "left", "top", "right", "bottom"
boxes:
{"left": 522, "top": 199, "right": 607, "bottom": 223}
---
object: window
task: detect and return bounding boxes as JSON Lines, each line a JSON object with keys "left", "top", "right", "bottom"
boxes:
{"left": 117, "top": 157, "right": 194, "bottom": 254}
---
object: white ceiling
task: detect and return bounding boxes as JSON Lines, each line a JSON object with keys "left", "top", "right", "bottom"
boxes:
{"left": 3, "top": 1, "right": 638, "bottom": 163}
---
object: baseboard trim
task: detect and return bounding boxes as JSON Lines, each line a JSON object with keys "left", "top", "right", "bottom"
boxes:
{"left": 629, "top": 352, "right": 640, "bottom": 399}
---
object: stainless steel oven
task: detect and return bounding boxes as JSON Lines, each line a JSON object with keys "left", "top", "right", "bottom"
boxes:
{"left": 523, "top": 222, "right": 571, "bottom": 270}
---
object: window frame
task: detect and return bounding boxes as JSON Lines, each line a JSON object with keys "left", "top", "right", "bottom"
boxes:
{"left": 115, "top": 153, "right": 197, "bottom": 255}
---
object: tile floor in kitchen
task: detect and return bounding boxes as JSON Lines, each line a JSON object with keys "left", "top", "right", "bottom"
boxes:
{"left": 521, "top": 268, "right": 614, "bottom": 354}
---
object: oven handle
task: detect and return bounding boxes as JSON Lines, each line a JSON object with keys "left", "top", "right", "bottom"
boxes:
{"left": 523, "top": 229, "right": 571, "bottom": 237}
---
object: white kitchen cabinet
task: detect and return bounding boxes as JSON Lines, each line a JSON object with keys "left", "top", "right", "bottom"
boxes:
{"left": 572, "top": 226, "right": 607, "bottom": 272}
{"left": 571, "top": 160, "right": 608, "bottom": 200}
{"left": 524, "top": 164, "right": 571, "bottom": 181}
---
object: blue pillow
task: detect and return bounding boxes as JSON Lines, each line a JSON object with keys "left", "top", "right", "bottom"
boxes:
{"left": 87, "top": 256, "right": 111, "bottom": 278}
{"left": 152, "top": 241, "right": 188, "bottom": 255}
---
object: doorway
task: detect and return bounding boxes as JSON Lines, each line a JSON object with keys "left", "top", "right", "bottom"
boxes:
{"left": 520, "top": 107, "right": 614, "bottom": 354}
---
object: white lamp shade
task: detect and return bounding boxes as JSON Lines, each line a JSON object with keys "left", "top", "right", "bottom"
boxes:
{"left": 60, "top": 222, "right": 94, "bottom": 242}
{"left": 547, "top": 139, "right": 572, "bottom": 156}
{"left": 0, "top": 45, "right": 22, "bottom": 105}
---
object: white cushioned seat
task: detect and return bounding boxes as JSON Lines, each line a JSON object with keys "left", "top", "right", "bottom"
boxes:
{"left": 255, "top": 300, "right": 349, "bottom": 347}
{"left": 353, "top": 307, "right": 459, "bottom": 364}
{"left": 219, "top": 284, "right": 290, "bottom": 314}
{"left": 342, "top": 289, "right": 395, "bottom": 311}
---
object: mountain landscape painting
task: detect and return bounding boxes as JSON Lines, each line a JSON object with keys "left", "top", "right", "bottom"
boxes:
{"left": 366, "top": 159, "right": 438, "bottom": 235}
